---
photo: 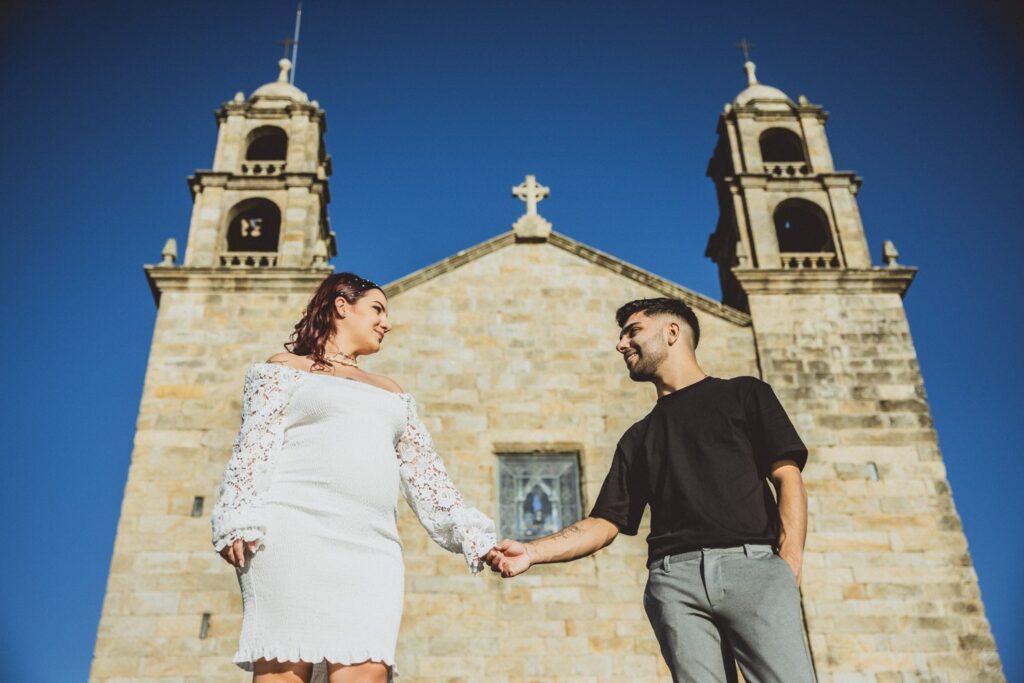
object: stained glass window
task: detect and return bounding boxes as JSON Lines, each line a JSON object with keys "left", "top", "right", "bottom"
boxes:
{"left": 497, "top": 453, "right": 582, "bottom": 541}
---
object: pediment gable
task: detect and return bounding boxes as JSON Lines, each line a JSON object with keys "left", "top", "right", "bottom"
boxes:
{"left": 384, "top": 231, "right": 750, "bottom": 326}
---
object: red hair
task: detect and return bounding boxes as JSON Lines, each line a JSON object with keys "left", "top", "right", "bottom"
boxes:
{"left": 286, "top": 272, "right": 383, "bottom": 370}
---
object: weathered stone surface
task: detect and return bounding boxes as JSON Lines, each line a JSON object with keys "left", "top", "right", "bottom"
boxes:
{"left": 91, "top": 236, "right": 755, "bottom": 682}
{"left": 745, "top": 291, "right": 1001, "bottom": 681}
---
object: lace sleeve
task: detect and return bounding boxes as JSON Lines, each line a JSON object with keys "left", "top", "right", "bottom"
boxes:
{"left": 210, "top": 364, "right": 296, "bottom": 552}
{"left": 396, "top": 394, "right": 496, "bottom": 573}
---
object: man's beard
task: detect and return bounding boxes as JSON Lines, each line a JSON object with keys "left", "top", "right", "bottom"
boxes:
{"left": 627, "top": 339, "right": 668, "bottom": 381}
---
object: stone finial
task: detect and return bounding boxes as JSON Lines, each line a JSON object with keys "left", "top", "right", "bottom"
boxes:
{"left": 882, "top": 240, "right": 900, "bottom": 268}
{"left": 233, "top": 91, "right": 245, "bottom": 103}
{"left": 735, "top": 239, "right": 750, "bottom": 268}
{"left": 744, "top": 60, "right": 758, "bottom": 86}
{"left": 798, "top": 94, "right": 809, "bottom": 106}
{"left": 160, "top": 238, "right": 178, "bottom": 267}
{"left": 311, "top": 239, "right": 328, "bottom": 267}
{"left": 277, "top": 58, "right": 292, "bottom": 84}
{"left": 511, "top": 174, "right": 553, "bottom": 241}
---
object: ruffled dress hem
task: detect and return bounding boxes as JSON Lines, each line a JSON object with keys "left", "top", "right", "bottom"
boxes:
{"left": 234, "top": 647, "right": 397, "bottom": 680}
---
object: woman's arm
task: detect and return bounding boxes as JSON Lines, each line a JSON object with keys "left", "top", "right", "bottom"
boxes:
{"left": 396, "top": 394, "right": 496, "bottom": 573}
{"left": 211, "top": 363, "right": 295, "bottom": 566}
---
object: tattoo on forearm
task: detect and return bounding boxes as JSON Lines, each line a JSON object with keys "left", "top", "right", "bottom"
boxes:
{"left": 525, "top": 520, "right": 606, "bottom": 564}
{"left": 530, "top": 523, "right": 586, "bottom": 550}
{"left": 550, "top": 523, "right": 585, "bottom": 541}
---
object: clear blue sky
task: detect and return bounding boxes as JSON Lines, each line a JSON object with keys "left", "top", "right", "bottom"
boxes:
{"left": 1, "top": 1, "right": 1020, "bottom": 680}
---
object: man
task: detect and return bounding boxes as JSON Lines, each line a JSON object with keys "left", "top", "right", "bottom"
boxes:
{"left": 485, "top": 297, "right": 816, "bottom": 683}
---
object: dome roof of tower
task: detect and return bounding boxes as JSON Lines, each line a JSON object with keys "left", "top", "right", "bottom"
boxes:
{"left": 735, "top": 82, "right": 790, "bottom": 105}
{"left": 734, "top": 61, "right": 792, "bottom": 107}
{"left": 251, "top": 59, "right": 309, "bottom": 104}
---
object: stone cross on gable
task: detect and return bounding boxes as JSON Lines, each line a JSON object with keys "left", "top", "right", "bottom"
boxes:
{"left": 511, "top": 174, "right": 553, "bottom": 241}
{"left": 512, "top": 175, "right": 550, "bottom": 217}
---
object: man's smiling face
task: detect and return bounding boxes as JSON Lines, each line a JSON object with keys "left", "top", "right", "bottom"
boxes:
{"left": 615, "top": 311, "right": 670, "bottom": 382}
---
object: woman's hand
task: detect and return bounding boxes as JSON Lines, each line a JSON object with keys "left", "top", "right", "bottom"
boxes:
{"left": 219, "top": 539, "right": 259, "bottom": 568}
{"left": 485, "top": 539, "right": 534, "bottom": 578}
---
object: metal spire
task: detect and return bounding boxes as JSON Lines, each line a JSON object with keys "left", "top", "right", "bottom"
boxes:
{"left": 290, "top": 3, "right": 303, "bottom": 85}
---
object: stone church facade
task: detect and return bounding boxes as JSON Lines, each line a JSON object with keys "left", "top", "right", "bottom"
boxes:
{"left": 90, "top": 58, "right": 1004, "bottom": 682}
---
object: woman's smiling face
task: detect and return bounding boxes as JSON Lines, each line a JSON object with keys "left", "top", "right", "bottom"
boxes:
{"left": 338, "top": 288, "right": 391, "bottom": 355}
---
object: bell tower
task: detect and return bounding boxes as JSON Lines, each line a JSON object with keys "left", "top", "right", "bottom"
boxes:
{"left": 179, "top": 58, "right": 335, "bottom": 270}
{"left": 705, "top": 59, "right": 877, "bottom": 310}
{"left": 700, "top": 60, "right": 1004, "bottom": 681}
{"left": 91, "top": 61, "right": 339, "bottom": 683}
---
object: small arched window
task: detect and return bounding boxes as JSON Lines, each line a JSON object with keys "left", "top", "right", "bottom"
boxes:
{"left": 760, "top": 128, "right": 805, "bottom": 163}
{"left": 774, "top": 199, "right": 834, "bottom": 253}
{"left": 225, "top": 198, "right": 281, "bottom": 253}
{"left": 245, "top": 126, "right": 288, "bottom": 160}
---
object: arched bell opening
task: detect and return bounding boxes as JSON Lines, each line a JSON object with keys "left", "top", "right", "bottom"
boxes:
{"left": 224, "top": 198, "right": 281, "bottom": 259}
{"left": 760, "top": 128, "right": 806, "bottom": 163}
{"left": 245, "top": 126, "right": 288, "bottom": 161}
{"left": 773, "top": 199, "right": 838, "bottom": 269}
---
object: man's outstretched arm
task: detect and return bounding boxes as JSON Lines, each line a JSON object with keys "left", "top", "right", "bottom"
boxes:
{"left": 484, "top": 516, "right": 620, "bottom": 577}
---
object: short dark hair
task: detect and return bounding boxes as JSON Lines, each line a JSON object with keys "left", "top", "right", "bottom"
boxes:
{"left": 615, "top": 297, "right": 700, "bottom": 348}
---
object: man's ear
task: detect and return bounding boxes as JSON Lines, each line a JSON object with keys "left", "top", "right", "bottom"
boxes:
{"left": 665, "top": 320, "right": 681, "bottom": 346}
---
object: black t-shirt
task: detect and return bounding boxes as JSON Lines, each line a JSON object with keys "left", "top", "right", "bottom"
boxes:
{"left": 590, "top": 376, "right": 807, "bottom": 563}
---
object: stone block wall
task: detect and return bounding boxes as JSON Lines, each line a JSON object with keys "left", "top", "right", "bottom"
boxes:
{"left": 369, "top": 241, "right": 758, "bottom": 682}
{"left": 93, "top": 247, "right": 1003, "bottom": 682}
{"left": 90, "top": 278, "right": 323, "bottom": 683}
{"left": 91, "top": 243, "right": 758, "bottom": 682}
{"left": 746, "top": 289, "right": 1003, "bottom": 683}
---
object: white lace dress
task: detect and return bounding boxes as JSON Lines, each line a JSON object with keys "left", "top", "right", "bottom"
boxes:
{"left": 211, "top": 363, "right": 495, "bottom": 681}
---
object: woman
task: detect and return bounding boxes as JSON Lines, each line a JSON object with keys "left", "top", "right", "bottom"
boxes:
{"left": 211, "top": 272, "right": 495, "bottom": 683}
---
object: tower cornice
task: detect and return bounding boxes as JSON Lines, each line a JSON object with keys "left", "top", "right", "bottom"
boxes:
{"left": 188, "top": 172, "right": 332, "bottom": 200}
{"left": 216, "top": 103, "right": 326, "bottom": 124}
{"left": 724, "top": 107, "right": 828, "bottom": 124}
{"left": 718, "top": 172, "right": 863, "bottom": 193}
{"left": 144, "top": 265, "right": 332, "bottom": 306}
{"left": 733, "top": 267, "right": 917, "bottom": 297}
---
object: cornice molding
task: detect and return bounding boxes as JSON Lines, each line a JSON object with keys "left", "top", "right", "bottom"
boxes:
{"left": 733, "top": 267, "right": 917, "bottom": 297}
{"left": 725, "top": 172, "right": 862, "bottom": 192}
{"left": 187, "top": 171, "right": 328, "bottom": 198}
{"left": 216, "top": 102, "right": 325, "bottom": 123}
{"left": 725, "top": 107, "right": 828, "bottom": 124}
{"left": 143, "top": 265, "right": 333, "bottom": 306}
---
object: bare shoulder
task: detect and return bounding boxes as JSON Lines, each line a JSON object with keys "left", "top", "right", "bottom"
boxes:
{"left": 364, "top": 371, "right": 403, "bottom": 394}
{"left": 265, "top": 351, "right": 303, "bottom": 368}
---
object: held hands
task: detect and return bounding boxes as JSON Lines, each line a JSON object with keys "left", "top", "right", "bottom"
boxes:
{"left": 219, "top": 538, "right": 259, "bottom": 568}
{"left": 484, "top": 539, "right": 534, "bottom": 578}
{"left": 484, "top": 518, "right": 617, "bottom": 577}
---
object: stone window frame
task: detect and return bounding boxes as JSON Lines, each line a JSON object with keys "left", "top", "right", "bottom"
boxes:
{"left": 494, "top": 445, "right": 586, "bottom": 543}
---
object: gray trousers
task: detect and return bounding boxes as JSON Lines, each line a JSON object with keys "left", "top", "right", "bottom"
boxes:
{"left": 643, "top": 544, "right": 817, "bottom": 683}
